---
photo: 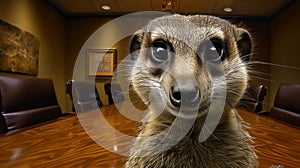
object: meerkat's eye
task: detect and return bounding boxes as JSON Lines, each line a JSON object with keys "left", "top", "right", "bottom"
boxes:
{"left": 204, "top": 38, "right": 225, "bottom": 63}
{"left": 150, "top": 39, "right": 171, "bottom": 64}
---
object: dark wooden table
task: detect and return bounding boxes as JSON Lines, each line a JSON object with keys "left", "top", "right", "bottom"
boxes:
{"left": 0, "top": 104, "right": 299, "bottom": 168}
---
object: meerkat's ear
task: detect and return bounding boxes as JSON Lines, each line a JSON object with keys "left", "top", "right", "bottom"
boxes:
{"left": 235, "top": 28, "right": 252, "bottom": 62}
{"left": 129, "top": 30, "right": 144, "bottom": 61}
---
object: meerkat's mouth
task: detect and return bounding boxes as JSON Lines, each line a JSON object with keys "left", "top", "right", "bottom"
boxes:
{"left": 165, "top": 101, "right": 209, "bottom": 119}
{"left": 152, "top": 88, "right": 209, "bottom": 119}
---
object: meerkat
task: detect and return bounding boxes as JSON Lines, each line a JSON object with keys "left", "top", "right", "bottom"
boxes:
{"left": 124, "top": 14, "right": 258, "bottom": 168}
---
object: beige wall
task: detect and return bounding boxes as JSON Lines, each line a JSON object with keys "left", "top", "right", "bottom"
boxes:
{"left": 243, "top": 20, "right": 270, "bottom": 111}
{"left": 270, "top": 1, "right": 300, "bottom": 107}
{"left": 65, "top": 15, "right": 272, "bottom": 111}
{"left": 65, "top": 15, "right": 157, "bottom": 111}
{"left": 65, "top": 17, "right": 126, "bottom": 110}
{"left": 0, "top": 0, "right": 66, "bottom": 112}
{"left": 2, "top": 1, "right": 298, "bottom": 113}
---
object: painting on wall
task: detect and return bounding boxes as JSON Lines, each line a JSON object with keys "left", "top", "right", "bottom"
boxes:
{"left": 88, "top": 49, "right": 117, "bottom": 76}
{"left": 0, "top": 19, "right": 40, "bottom": 75}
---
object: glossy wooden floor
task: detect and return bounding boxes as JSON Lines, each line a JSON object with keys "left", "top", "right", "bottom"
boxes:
{"left": 239, "top": 109, "right": 300, "bottom": 168}
{"left": 0, "top": 104, "right": 299, "bottom": 168}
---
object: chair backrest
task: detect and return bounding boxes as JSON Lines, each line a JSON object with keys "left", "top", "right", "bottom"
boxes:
{"left": 240, "top": 85, "right": 267, "bottom": 103}
{"left": 239, "top": 85, "right": 267, "bottom": 112}
{"left": 104, "top": 81, "right": 125, "bottom": 105}
{"left": 273, "top": 84, "right": 300, "bottom": 113}
{"left": 0, "top": 76, "right": 62, "bottom": 133}
{"left": 270, "top": 84, "right": 300, "bottom": 126}
{"left": 66, "top": 80, "right": 103, "bottom": 112}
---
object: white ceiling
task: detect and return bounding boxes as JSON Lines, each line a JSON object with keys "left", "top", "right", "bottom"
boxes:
{"left": 46, "top": 0, "right": 295, "bottom": 18}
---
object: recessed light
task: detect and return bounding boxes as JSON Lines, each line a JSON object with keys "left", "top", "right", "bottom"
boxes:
{"left": 224, "top": 7, "right": 233, "bottom": 13}
{"left": 102, "top": 5, "right": 111, "bottom": 11}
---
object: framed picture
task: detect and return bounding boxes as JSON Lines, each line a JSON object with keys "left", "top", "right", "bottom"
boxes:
{"left": 87, "top": 49, "right": 117, "bottom": 76}
{"left": 0, "top": 19, "right": 40, "bottom": 75}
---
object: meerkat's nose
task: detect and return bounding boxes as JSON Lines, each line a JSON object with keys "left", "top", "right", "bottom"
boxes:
{"left": 170, "top": 81, "right": 201, "bottom": 108}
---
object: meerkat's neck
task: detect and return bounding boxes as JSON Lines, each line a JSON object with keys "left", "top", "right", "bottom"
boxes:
{"left": 129, "top": 107, "right": 257, "bottom": 168}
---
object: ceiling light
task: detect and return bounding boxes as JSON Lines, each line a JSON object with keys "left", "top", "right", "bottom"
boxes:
{"left": 162, "top": 0, "right": 176, "bottom": 11}
{"left": 101, "top": 5, "right": 111, "bottom": 11}
{"left": 223, "top": 7, "right": 233, "bottom": 13}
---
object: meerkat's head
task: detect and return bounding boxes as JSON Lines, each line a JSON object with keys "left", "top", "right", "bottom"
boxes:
{"left": 128, "top": 14, "right": 252, "bottom": 118}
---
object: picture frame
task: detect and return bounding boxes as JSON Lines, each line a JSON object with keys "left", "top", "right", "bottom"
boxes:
{"left": 87, "top": 49, "right": 117, "bottom": 76}
{"left": 0, "top": 19, "right": 40, "bottom": 75}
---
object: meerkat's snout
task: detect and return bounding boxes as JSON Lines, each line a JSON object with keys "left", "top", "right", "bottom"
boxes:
{"left": 169, "top": 80, "right": 200, "bottom": 109}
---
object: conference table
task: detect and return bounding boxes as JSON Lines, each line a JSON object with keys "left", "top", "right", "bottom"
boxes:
{"left": 0, "top": 103, "right": 299, "bottom": 168}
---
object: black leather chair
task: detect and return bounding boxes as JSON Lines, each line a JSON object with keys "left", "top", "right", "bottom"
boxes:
{"left": 66, "top": 80, "right": 103, "bottom": 112}
{"left": 0, "top": 76, "right": 62, "bottom": 134}
{"left": 104, "top": 80, "right": 124, "bottom": 105}
{"left": 239, "top": 85, "right": 267, "bottom": 112}
{"left": 269, "top": 84, "right": 300, "bottom": 126}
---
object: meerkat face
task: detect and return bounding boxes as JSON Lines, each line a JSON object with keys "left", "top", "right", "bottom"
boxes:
{"left": 129, "top": 14, "right": 252, "bottom": 118}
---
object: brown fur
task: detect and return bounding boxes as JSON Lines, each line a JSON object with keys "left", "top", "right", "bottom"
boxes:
{"left": 124, "top": 14, "right": 258, "bottom": 168}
